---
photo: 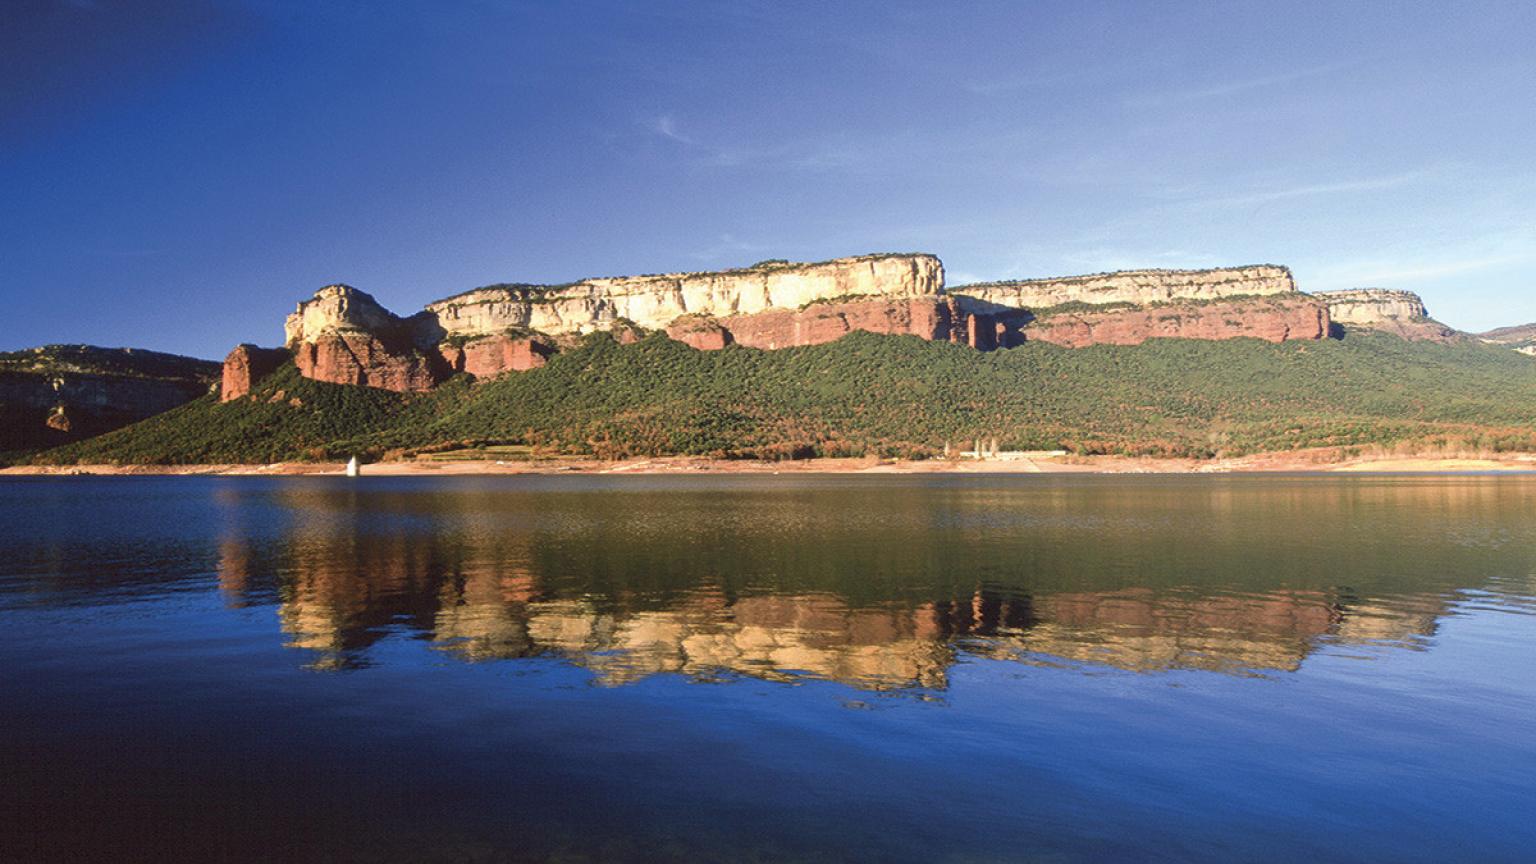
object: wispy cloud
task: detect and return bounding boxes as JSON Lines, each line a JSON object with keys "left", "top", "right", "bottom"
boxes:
{"left": 1128, "top": 61, "right": 1353, "bottom": 107}
{"left": 1167, "top": 170, "right": 1430, "bottom": 209}
{"left": 649, "top": 114, "right": 695, "bottom": 145}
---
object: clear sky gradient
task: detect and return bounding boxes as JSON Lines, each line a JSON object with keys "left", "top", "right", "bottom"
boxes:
{"left": 4, "top": 0, "right": 1534, "bottom": 358}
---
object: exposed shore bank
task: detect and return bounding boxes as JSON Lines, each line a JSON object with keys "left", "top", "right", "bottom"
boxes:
{"left": 7, "top": 450, "right": 1536, "bottom": 477}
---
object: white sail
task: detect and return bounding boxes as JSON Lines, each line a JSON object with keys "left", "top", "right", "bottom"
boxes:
{"left": 346, "top": 456, "right": 360, "bottom": 477}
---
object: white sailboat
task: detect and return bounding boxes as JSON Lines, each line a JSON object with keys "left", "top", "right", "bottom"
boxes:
{"left": 345, "top": 456, "right": 360, "bottom": 477}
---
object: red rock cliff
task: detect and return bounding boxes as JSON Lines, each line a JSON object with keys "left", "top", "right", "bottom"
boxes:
{"left": 293, "top": 332, "right": 445, "bottom": 392}
{"left": 1024, "top": 295, "right": 1329, "bottom": 348}
{"left": 665, "top": 297, "right": 968, "bottom": 351}
{"left": 220, "top": 345, "right": 290, "bottom": 402}
{"left": 437, "top": 334, "right": 553, "bottom": 378}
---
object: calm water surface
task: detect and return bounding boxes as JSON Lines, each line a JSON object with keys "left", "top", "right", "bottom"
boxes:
{"left": 2, "top": 474, "right": 1534, "bottom": 863}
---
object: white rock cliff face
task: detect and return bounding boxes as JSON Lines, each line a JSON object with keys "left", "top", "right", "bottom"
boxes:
{"left": 284, "top": 285, "right": 401, "bottom": 346}
{"left": 953, "top": 265, "right": 1297, "bottom": 310}
{"left": 422, "top": 254, "right": 945, "bottom": 338}
{"left": 280, "top": 255, "right": 945, "bottom": 345}
{"left": 1312, "top": 289, "right": 1429, "bottom": 324}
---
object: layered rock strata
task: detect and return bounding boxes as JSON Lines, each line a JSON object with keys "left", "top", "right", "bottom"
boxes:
{"left": 1023, "top": 296, "right": 1330, "bottom": 348}
{"left": 269, "top": 257, "right": 1343, "bottom": 393}
{"left": 955, "top": 265, "right": 1296, "bottom": 309}
{"left": 415, "top": 253, "right": 945, "bottom": 340}
{"left": 1313, "top": 289, "right": 1458, "bottom": 342}
{"left": 715, "top": 297, "right": 962, "bottom": 350}
{"left": 292, "top": 330, "right": 446, "bottom": 392}
{"left": 438, "top": 335, "right": 553, "bottom": 377}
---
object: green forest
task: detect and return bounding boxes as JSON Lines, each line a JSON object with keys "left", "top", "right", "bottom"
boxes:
{"left": 22, "top": 329, "right": 1536, "bottom": 466}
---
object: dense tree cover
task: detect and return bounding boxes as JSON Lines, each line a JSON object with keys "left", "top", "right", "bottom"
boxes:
{"left": 27, "top": 330, "right": 1536, "bottom": 465}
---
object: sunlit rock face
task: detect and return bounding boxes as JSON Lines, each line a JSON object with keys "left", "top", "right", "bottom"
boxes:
{"left": 954, "top": 265, "right": 1297, "bottom": 310}
{"left": 422, "top": 253, "right": 945, "bottom": 338}
{"left": 270, "top": 257, "right": 1342, "bottom": 392}
{"left": 1315, "top": 289, "right": 1428, "bottom": 325}
{"left": 292, "top": 331, "right": 445, "bottom": 392}
{"left": 1314, "top": 289, "right": 1459, "bottom": 342}
{"left": 436, "top": 334, "right": 552, "bottom": 378}
{"left": 1024, "top": 295, "right": 1331, "bottom": 347}
{"left": 665, "top": 297, "right": 965, "bottom": 351}
{"left": 283, "top": 284, "right": 402, "bottom": 347}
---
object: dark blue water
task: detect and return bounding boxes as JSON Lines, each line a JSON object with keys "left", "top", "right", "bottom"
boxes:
{"left": 2, "top": 475, "right": 1533, "bottom": 863}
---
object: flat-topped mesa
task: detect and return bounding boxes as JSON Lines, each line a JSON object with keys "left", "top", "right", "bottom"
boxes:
{"left": 1312, "top": 289, "right": 1428, "bottom": 325}
{"left": 1313, "top": 289, "right": 1459, "bottom": 342}
{"left": 953, "top": 265, "right": 1297, "bottom": 311}
{"left": 423, "top": 253, "right": 945, "bottom": 339}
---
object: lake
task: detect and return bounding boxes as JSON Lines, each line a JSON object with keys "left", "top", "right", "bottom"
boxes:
{"left": 2, "top": 474, "right": 1533, "bottom": 863}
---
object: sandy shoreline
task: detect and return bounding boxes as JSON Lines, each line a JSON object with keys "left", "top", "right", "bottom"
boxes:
{"left": 6, "top": 450, "right": 1536, "bottom": 477}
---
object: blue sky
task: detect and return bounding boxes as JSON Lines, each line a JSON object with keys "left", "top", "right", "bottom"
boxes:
{"left": 4, "top": 0, "right": 1534, "bottom": 358}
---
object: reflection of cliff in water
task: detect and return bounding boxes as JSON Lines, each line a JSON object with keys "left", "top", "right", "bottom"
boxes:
{"left": 225, "top": 528, "right": 1450, "bottom": 685}
{"left": 199, "top": 476, "right": 1536, "bottom": 684}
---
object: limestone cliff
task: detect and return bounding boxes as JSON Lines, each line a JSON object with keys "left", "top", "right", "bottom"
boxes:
{"left": 276, "top": 255, "right": 945, "bottom": 390}
{"left": 1314, "top": 289, "right": 1459, "bottom": 342}
{"left": 271, "top": 256, "right": 1338, "bottom": 393}
{"left": 283, "top": 285, "right": 406, "bottom": 347}
{"left": 953, "top": 265, "right": 1296, "bottom": 310}
{"left": 1023, "top": 295, "right": 1330, "bottom": 348}
{"left": 0, "top": 345, "right": 218, "bottom": 451}
{"left": 1314, "top": 289, "right": 1428, "bottom": 324}
{"left": 420, "top": 253, "right": 945, "bottom": 340}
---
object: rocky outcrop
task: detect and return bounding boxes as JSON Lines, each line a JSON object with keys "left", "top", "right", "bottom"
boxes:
{"left": 1315, "top": 289, "right": 1427, "bottom": 324}
{"left": 220, "top": 345, "right": 290, "bottom": 402}
{"left": 750, "top": 297, "right": 959, "bottom": 349}
{"left": 437, "top": 334, "right": 553, "bottom": 378}
{"left": 682, "top": 297, "right": 960, "bottom": 351}
{"left": 421, "top": 254, "right": 945, "bottom": 339}
{"left": 666, "top": 315, "right": 732, "bottom": 350}
{"left": 0, "top": 345, "right": 219, "bottom": 451}
{"left": 292, "top": 331, "right": 445, "bottom": 392}
{"left": 283, "top": 284, "right": 405, "bottom": 347}
{"left": 1314, "top": 289, "right": 1459, "bottom": 342}
{"left": 1023, "top": 295, "right": 1330, "bottom": 348}
{"left": 954, "top": 265, "right": 1296, "bottom": 310}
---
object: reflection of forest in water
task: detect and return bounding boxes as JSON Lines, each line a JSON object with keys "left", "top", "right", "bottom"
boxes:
{"left": 208, "top": 477, "right": 1536, "bottom": 685}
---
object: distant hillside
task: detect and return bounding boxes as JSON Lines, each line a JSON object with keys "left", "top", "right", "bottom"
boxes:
{"left": 0, "top": 345, "right": 219, "bottom": 456}
{"left": 1479, "top": 323, "right": 1536, "bottom": 353}
{"left": 30, "top": 329, "right": 1536, "bottom": 465}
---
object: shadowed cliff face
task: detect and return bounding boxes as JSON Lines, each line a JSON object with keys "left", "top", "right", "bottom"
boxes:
{"left": 0, "top": 345, "right": 218, "bottom": 452}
